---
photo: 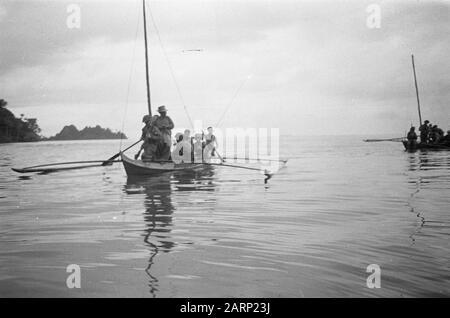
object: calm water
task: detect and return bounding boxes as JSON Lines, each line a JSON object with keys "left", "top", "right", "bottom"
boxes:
{"left": 0, "top": 136, "right": 449, "bottom": 297}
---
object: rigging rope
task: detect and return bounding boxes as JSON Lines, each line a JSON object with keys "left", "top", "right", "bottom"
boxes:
{"left": 146, "top": 2, "right": 195, "bottom": 129}
{"left": 215, "top": 75, "right": 251, "bottom": 127}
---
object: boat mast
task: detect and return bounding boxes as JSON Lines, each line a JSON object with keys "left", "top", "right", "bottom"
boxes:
{"left": 411, "top": 54, "right": 422, "bottom": 126}
{"left": 143, "top": 0, "right": 152, "bottom": 116}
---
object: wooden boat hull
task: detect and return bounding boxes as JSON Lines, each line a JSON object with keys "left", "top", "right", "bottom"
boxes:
{"left": 402, "top": 140, "right": 450, "bottom": 151}
{"left": 121, "top": 153, "right": 206, "bottom": 176}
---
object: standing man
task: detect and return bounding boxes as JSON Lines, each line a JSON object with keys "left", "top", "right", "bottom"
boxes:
{"left": 135, "top": 114, "right": 152, "bottom": 160}
{"left": 418, "top": 120, "right": 430, "bottom": 144}
{"left": 154, "top": 105, "right": 174, "bottom": 160}
{"left": 135, "top": 115, "right": 161, "bottom": 161}
{"left": 406, "top": 126, "right": 418, "bottom": 148}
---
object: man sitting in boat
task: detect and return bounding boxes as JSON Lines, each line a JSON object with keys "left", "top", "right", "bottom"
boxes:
{"left": 406, "top": 127, "right": 418, "bottom": 148}
{"left": 192, "top": 133, "right": 205, "bottom": 163}
{"left": 171, "top": 131, "right": 192, "bottom": 163}
{"left": 430, "top": 125, "right": 444, "bottom": 144}
{"left": 204, "top": 126, "right": 217, "bottom": 157}
{"left": 153, "top": 105, "right": 174, "bottom": 161}
{"left": 183, "top": 129, "right": 191, "bottom": 142}
{"left": 419, "top": 120, "right": 430, "bottom": 143}
{"left": 174, "top": 132, "right": 183, "bottom": 144}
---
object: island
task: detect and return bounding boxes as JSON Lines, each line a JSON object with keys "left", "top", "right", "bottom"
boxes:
{"left": 0, "top": 98, "right": 127, "bottom": 143}
{"left": 0, "top": 99, "right": 41, "bottom": 143}
{"left": 46, "top": 125, "right": 127, "bottom": 141}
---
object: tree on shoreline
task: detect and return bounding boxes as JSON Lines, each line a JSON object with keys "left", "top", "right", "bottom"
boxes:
{"left": 0, "top": 99, "right": 42, "bottom": 143}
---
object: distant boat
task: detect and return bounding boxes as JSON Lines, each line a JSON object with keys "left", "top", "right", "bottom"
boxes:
{"left": 402, "top": 140, "right": 450, "bottom": 151}
{"left": 404, "top": 55, "right": 450, "bottom": 152}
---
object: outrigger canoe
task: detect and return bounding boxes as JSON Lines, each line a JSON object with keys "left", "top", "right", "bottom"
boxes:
{"left": 402, "top": 141, "right": 450, "bottom": 151}
{"left": 404, "top": 55, "right": 450, "bottom": 152}
{"left": 120, "top": 153, "right": 278, "bottom": 183}
{"left": 121, "top": 153, "right": 206, "bottom": 176}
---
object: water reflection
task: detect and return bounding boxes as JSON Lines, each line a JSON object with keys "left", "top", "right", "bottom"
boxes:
{"left": 407, "top": 151, "right": 450, "bottom": 172}
{"left": 123, "top": 167, "right": 216, "bottom": 297}
{"left": 406, "top": 151, "right": 450, "bottom": 245}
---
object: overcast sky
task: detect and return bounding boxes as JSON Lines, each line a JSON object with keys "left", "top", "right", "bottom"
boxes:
{"left": 0, "top": 0, "right": 449, "bottom": 137}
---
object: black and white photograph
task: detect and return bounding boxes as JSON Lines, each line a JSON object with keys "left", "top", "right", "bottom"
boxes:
{"left": 0, "top": 0, "right": 449, "bottom": 301}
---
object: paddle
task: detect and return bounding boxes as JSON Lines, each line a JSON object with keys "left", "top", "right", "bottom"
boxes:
{"left": 201, "top": 129, "right": 225, "bottom": 163}
{"left": 102, "top": 140, "right": 141, "bottom": 166}
{"left": 214, "top": 149, "right": 225, "bottom": 163}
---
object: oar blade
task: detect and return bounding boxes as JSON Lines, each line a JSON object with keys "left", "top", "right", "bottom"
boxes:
{"left": 11, "top": 168, "right": 26, "bottom": 173}
{"left": 102, "top": 153, "right": 119, "bottom": 166}
{"left": 102, "top": 140, "right": 141, "bottom": 165}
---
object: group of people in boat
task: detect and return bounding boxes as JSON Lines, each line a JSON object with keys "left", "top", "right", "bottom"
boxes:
{"left": 171, "top": 126, "right": 218, "bottom": 163}
{"left": 406, "top": 120, "right": 450, "bottom": 147}
{"left": 135, "top": 105, "right": 217, "bottom": 163}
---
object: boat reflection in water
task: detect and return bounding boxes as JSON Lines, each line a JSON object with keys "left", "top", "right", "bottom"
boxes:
{"left": 407, "top": 150, "right": 450, "bottom": 172}
{"left": 406, "top": 150, "right": 450, "bottom": 245}
{"left": 123, "top": 167, "right": 216, "bottom": 297}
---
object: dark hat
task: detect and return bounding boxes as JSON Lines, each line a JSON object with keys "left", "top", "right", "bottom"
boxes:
{"left": 158, "top": 105, "right": 168, "bottom": 113}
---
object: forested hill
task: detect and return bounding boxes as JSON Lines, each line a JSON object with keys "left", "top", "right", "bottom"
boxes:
{"left": 47, "top": 125, "right": 127, "bottom": 141}
{"left": 1, "top": 99, "right": 126, "bottom": 142}
{"left": 0, "top": 99, "right": 41, "bottom": 143}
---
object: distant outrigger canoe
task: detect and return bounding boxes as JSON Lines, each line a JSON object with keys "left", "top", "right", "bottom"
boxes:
{"left": 403, "top": 55, "right": 450, "bottom": 152}
{"left": 402, "top": 141, "right": 450, "bottom": 151}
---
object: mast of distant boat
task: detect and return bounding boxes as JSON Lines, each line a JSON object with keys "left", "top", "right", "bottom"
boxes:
{"left": 411, "top": 54, "right": 422, "bottom": 126}
{"left": 143, "top": 0, "right": 152, "bottom": 116}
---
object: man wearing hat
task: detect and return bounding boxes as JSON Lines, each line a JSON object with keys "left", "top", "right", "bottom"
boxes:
{"left": 419, "top": 120, "right": 430, "bottom": 144}
{"left": 154, "top": 105, "right": 174, "bottom": 160}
